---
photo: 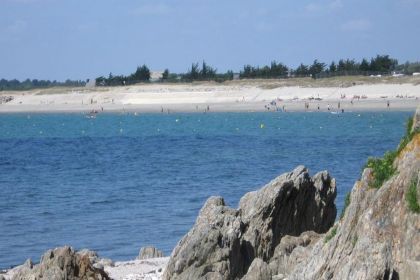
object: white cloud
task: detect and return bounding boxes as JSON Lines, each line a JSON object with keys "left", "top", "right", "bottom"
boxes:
{"left": 130, "top": 3, "right": 171, "bottom": 16}
{"left": 340, "top": 19, "right": 372, "bottom": 31}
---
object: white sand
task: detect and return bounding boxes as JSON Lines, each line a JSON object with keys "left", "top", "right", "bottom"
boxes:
{"left": 0, "top": 82, "right": 419, "bottom": 113}
{"left": 104, "top": 257, "right": 169, "bottom": 280}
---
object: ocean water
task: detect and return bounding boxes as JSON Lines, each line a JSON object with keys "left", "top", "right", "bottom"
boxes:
{"left": 0, "top": 111, "right": 412, "bottom": 268}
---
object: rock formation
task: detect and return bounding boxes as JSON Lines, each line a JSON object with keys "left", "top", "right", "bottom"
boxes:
{"left": 6, "top": 109, "right": 420, "bottom": 280}
{"left": 164, "top": 109, "right": 420, "bottom": 280}
{"left": 163, "top": 166, "right": 337, "bottom": 280}
{"left": 286, "top": 111, "right": 420, "bottom": 279}
{"left": 9, "top": 246, "right": 110, "bottom": 280}
{"left": 137, "top": 246, "right": 164, "bottom": 260}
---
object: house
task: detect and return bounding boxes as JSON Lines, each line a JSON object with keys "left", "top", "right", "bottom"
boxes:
{"left": 150, "top": 71, "right": 164, "bottom": 82}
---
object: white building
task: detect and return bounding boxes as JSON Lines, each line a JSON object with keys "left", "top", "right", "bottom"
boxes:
{"left": 150, "top": 71, "right": 164, "bottom": 82}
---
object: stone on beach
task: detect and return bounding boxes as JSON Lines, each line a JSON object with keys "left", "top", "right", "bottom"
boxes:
{"left": 9, "top": 246, "right": 110, "bottom": 280}
{"left": 137, "top": 247, "right": 164, "bottom": 260}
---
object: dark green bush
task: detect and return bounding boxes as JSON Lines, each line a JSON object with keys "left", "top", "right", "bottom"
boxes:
{"left": 366, "top": 151, "right": 397, "bottom": 188}
{"left": 406, "top": 175, "right": 420, "bottom": 213}
{"left": 397, "top": 117, "right": 415, "bottom": 154}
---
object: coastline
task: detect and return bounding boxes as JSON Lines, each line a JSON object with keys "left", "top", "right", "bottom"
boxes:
{"left": 0, "top": 81, "right": 419, "bottom": 113}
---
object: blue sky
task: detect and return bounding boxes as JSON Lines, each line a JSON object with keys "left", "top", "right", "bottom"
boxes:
{"left": 1, "top": 0, "right": 419, "bottom": 80}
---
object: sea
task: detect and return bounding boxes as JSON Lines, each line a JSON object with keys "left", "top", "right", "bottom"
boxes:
{"left": 0, "top": 111, "right": 412, "bottom": 268}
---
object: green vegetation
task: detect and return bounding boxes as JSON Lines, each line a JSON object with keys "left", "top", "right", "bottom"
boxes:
{"left": 0, "top": 78, "right": 85, "bottom": 91}
{"left": 4, "top": 54, "right": 420, "bottom": 90}
{"left": 365, "top": 117, "right": 419, "bottom": 189}
{"left": 366, "top": 151, "right": 397, "bottom": 189}
{"left": 240, "top": 61, "right": 288, "bottom": 79}
{"left": 95, "top": 64, "right": 151, "bottom": 86}
{"left": 324, "top": 226, "right": 338, "bottom": 243}
{"left": 340, "top": 192, "right": 351, "bottom": 219}
{"left": 406, "top": 175, "right": 420, "bottom": 213}
{"left": 397, "top": 117, "right": 418, "bottom": 154}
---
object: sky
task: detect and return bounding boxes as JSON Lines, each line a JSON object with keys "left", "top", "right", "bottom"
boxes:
{"left": 1, "top": 0, "right": 420, "bottom": 81}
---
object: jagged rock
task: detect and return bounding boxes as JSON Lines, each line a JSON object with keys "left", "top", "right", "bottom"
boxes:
{"left": 239, "top": 167, "right": 336, "bottom": 261}
{"left": 287, "top": 109, "right": 420, "bottom": 279}
{"left": 137, "top": 246, "right": 164, "bottom": 260}
{"left": 163, "top": 196, "right": 245, "bottom": 280}
{"left": 164, "top": 166, "right": 336, "bottom": 280}
{"left": 11, "top": 246, "right": 110, "bottom": 280}
{"left": 268, "top": 231, "right": 321, "bottom": 276}
{"left": 241, "top": 258, "right": 271, "bottom": 280}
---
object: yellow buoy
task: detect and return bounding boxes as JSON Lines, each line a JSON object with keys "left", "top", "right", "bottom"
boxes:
{"left": 260, "top": 124, "right": 265, "bottom": 129}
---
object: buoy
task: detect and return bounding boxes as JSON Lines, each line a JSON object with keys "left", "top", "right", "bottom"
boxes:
{"left": 260, "top": 124, "right": 265, "bottom": 129}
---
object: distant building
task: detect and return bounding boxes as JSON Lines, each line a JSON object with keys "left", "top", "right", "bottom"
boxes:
{"left": 233, "top": 73, "right": 240, "bottom": 80}
{"left": 150, "top": 71, "right": 164, "bottom": 82}
{"left": 85, "top": 78, "right": 96, "bottom": 88}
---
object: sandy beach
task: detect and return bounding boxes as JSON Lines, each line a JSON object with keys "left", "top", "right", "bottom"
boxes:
{"left": 1, "top": 77, "right": 419, "bottom": 113}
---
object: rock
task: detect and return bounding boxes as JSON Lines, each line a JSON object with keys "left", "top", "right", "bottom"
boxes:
{"left": 11, "top": 246, "right": 110, "bottom": 280}
{"left": 138, "top": 246, "right": 164, "bottom": 260}
{"left": 413, "top": 106, "right": 420, "bottom": 131}
{"left": 163, "top": 196, "right": 245, "bottom": 280}
{"left": 164, "top": 166, "right": 336, "bottom": 280}
{"left": 286, "top": 108, "right": 420, "bottom": 279}
{"left": 239, "top": 167, "right": 336, "bottom": 261}
{"left": 268, "top": 231, "right": 321, "bottom": 276}
{"left": 241, "top": 258, "right": 271, "bottom": 280}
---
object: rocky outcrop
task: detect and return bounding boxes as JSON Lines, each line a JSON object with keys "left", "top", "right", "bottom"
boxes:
{"left": 9, "top": 246, "right": 110, "bottom": 280}
{"left": 137, "top": 246, "right": 164, "bottom": 260}
{"left": 164, "top": 109, "right": 420, "bottom": 280}
{"left": 285, "top": 110, "right": 420, "bottom": 279}
{"left": 163, "top": 166, "right": 337, "bottom": 280}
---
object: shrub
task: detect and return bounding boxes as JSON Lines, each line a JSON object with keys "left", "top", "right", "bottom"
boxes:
{"left": 406, "top": 175, "right": 420, "bottom": 213}
{"left": 397, "top": 117, "right": 415, "bottom": 154}
{"left": 340, "top": 192, "right": 351, "bottom": 219}
{"left": 366, "top": 151, "right": 397, "bottom": 188}
{"left": 324, "top": 226, "right": 338, "bottom": 243}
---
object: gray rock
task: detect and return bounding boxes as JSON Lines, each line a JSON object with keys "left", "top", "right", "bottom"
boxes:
{"left": 163, "top": 196, "right": 245, "bottom": 280}
{"left": 164, "top": 166, "right": 336, "bottom": 280}
{"left": 137, "top": 246, "right": 164, "bottom": 260}
{"left": 241, "top": 258, "right": 271, "bottom": 280}
{"left": 287, "top": 108, "right": 420, "bottom": 279}
{"left": 11, "top": 246, "right": 110, "bottom": 280}
{"left": 413, "top": 106, "right": 420, "bottom": 131}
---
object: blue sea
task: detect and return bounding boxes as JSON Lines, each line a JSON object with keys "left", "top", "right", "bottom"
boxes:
{"left": 0, "top": 111, "right": 412, "bottom": 268}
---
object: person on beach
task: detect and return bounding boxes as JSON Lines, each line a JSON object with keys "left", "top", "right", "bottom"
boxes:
{"left": 338, "top": 102, "right": 340, "bottom": 109}
{"left": 387, "top": 100, "right": 390, "bottom": 108}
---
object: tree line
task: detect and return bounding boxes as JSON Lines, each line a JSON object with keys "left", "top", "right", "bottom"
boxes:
{"left": 0, "top": 79, "right": 86, "bottom": 91}
{"left": 2, "top": 55, "right": 419, "bottom": 90}
{"left": 95, "top": 55, "right": 420, "bottom": 86}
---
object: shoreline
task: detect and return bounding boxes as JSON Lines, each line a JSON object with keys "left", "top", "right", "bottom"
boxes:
{"left": 0, "top": 81, "right": 419, "bottom": 114}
